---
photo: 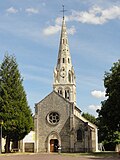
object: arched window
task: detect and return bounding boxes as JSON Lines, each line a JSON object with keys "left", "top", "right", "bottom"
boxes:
{"left": 59, "top": 90, "right": 62, "bottom": 95}
{"left": 68, "top": 71, "right": 71, "bottom": 83}
{"left": 77, "top": 129, "right": 83, "bottom": 141}
{"left": 65, "top": 89, "right": 70, "bottom": 100}
{"left": 63, "top": 39, "right": 67, "bottom": 44}
{"left": 68, "top": 58, "right": 70, "bottom": 63}
{"left": 58, "top": 88, "right": 63, "bottom": 96}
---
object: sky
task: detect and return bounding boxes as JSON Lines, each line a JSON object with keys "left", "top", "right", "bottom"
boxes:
{"left": 0, "top": 0, "right": 120, "bottom": 117}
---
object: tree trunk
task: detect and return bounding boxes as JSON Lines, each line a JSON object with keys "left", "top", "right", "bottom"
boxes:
{"left": 13, "top": 140, "right": 18, "bottom": 149}
{"left": 5, "top": 135, "right": 10, "bottom": 153}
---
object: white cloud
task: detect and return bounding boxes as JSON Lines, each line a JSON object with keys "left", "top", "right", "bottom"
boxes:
{"left": 43, "top": 24, "right": 76, "bottom": 36}
{"left": 91, "top": 90, "right": 105, "bottom": 98}
{"left": 43, "top": 5, "right": 120, "bottom": 36}
{"left": 55, "top": 17, "right": 62, "bottom": 25}
{"left": 43, "top": 24, "right": 61, "bottom": 35}
{"left": 88, "top": 104, "right": 101, "bottom": 111}
{"left": 66, "top": 5, "right": 120, "bottom": 25}
{"left": 43, "top": 13, "right": 77, "bottom": 36}
{"left": 25, "top": 8, "right": 39, "bottom": 14}
{"left": 67, "top": 26, "right": 76, "bottom": 35}
{"left": 6, "top": 7, "right": 18, "bottom": 14}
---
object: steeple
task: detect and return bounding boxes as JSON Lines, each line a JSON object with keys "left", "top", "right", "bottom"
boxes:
{"left": 57, "top": 16, "right": 72, "bottom": 69}
{"left": 53, "top": 12, "right": 76, "bottom": 104}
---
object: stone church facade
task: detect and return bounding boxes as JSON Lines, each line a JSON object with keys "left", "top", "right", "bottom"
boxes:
{"left": 34, "top": 15, "right": 98, "bottom": 153}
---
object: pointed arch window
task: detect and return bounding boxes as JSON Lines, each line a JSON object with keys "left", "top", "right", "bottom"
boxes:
{"left": 59, "top": 90, "right": 62, "bottom": 95}
{"left": 68, "top": 58, "right": 70, "bottom": 63}
{"left": 68, "top": 71, "right": 71, "bottom": 83}
{"left": 63, "top": 39, "right": 65, "bottom": 44}
{"left": 77, "top": 128, "right": 83, "bottom": 141}
{"left": 58, "top": 88, "right": 63, "bottom": 96}
{"left": 63, "top": 39, "right": 68, "bottom": 44}
{"left": 65, "top": 89, "right": 70, "bottom": 100}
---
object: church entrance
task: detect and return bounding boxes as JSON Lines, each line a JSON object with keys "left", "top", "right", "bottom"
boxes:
{"left": 50, "top": 139, "right": 58, "bottom": 152}
{"left": 47, "top": 132, "right": 61, "bottom": 152}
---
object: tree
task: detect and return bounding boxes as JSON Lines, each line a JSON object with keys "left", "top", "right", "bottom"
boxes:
{"left": 0, "top": 54, "right": 33, "bottom": 153}
{"left": 97, "top": 60, "right": 120, "bottom": 149}
{"left": 98, "top": 60, "right": 120, "bottom": 131}
{"left": 82, "top": 112, "right": 97, "bottom": 125}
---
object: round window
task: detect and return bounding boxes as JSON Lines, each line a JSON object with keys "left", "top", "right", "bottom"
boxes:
{"left": 47, "top": 112, "right": 60, "bottom": 125}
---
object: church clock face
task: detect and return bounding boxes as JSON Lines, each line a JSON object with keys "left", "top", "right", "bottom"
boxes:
{"left": 47, "top": 112, "right": 60, "bottom": 125}
{"left": 60, "top": 67, "right": 67, "bottom": 78}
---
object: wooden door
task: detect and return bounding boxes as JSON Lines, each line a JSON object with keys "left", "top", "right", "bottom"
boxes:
{"left": 50, "top": 139, "right": 58, "bottom": 152}
{"left": 50, "top": 139, "right": 54, "bottom": 152}
{"left": 25, "top": 143, "right": 34, "bottom": 152}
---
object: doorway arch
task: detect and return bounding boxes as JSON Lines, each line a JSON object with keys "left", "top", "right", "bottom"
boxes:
{"left": 47, "top": 131, "right": 61, "bottom": 152}
{"left": 50, "top": 139, "right": 58, "bottom": 152}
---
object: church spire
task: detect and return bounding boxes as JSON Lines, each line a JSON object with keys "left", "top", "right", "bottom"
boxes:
{"left": 53, "top": 8, "right": 76, "bottom": 104}
{"left": 57, "top": 5, "right": 72, "bottom": 73}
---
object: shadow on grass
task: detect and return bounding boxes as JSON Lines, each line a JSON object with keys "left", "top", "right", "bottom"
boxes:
{"left": 62, "top": 151, "right": 120, "bottom": 159}
{"left": 92, "top": 151, "right": 119, "bottom": 157}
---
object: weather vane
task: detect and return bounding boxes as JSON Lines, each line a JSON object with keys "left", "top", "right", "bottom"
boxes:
{"left": 60, "top": 5, "right": 67, "bottom": 19}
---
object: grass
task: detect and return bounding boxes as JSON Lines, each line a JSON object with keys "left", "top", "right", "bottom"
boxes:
{"left": 93, "top": 151, "right": 119, "bottom": 157}
{"left": 61, "top": 151, "right": 120, "bottom": 158}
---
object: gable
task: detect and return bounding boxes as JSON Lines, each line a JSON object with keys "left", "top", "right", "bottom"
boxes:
{"left": 36, "top": 91, "right": 71, "bottom": 107}
{"left": 35, "top": 91, "right": 72, "bottom": 116}
{"left": 35, "top": 91, "right": 73, "bottom": 135}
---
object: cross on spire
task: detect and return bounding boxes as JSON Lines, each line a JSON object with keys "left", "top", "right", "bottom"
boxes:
{"left": 60, "top": 5, "right": 67, "bottom": 19}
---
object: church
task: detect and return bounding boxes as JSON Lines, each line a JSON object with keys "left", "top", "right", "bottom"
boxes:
{"left": 34, "top": 14, "right": 98, "bottom": 153}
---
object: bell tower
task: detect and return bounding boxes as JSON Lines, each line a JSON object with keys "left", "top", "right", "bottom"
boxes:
{"left": 53, "top": 8, "right": 76, "bottom": 104}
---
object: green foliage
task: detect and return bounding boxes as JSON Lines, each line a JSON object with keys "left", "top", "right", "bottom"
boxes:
{"left": 82, "top": 112, "right": 97, "bottom": 125}
{"left": 0, "top": 54, "right": 33, "bottom": 145}
{"left": 97, "top": 60, "right": 120, "bottom": 146}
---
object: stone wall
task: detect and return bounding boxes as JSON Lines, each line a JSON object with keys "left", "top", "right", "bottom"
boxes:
{"left": 34, "top": 91, "right": 97, "bottom": 153}
{"left": 35, "top": 92, "right": 73, "bottom": 152}
{"left": 74, "top": 116, "right": 96, "bottom": 152}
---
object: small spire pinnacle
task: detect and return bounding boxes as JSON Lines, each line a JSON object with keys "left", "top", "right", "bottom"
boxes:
{"left": 60, "top": 5, "right": 67, "bottom": 19}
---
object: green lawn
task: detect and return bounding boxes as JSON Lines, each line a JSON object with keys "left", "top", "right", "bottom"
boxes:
{"left": 93, "top": 151, "right": 119, "bottom": 157}
{"left": 61, "top": 151, "right": 119, "bottom": 158}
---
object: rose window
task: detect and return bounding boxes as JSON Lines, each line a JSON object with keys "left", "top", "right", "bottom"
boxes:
{"left": 48, "top": 112, "right": 60, "bottom": 125}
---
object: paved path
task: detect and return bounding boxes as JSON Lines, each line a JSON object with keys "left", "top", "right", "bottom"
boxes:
{"left": 0, "top": 153, "right": 119, "bottom": 160}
